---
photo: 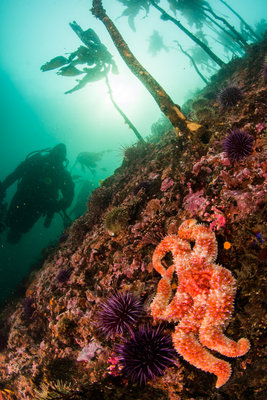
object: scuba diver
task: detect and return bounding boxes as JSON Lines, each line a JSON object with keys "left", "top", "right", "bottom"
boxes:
{"left": 0, "top": 144, "right": 74, "bottom": 244}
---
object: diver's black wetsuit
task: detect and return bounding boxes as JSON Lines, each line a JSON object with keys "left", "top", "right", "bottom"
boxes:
{"left": 1, "top": 148, "right": 74, "bottom": 243}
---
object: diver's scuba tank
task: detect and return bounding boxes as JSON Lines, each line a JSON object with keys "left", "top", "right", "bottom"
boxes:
{"left": 25, "top": 148, "right": 51, "bottom": 159}
{"left": 25, "top": 148, "right": 69, "bottom": 169}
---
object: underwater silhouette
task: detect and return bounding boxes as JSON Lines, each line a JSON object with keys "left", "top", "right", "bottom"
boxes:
{"left": 41, "top": 22, "right": 118, "bottom": 95}
{"left": 40, "top": 55, "right": 69, "bottom": 71}
{"left": 148, "top": 30, "right": 169, "bottom": 57}
{"left": 71, "top": 151, "right": 108, "bottom": 175}
{"left": 0, "top": 144, "right": 74, "bottom": 244}
{"left": 41, "top": 21, "right": 145, "bottom": 142}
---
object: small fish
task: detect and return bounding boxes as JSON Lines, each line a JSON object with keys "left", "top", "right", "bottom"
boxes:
{"left": 41, "top": 56, "right": 69, "bottom": 71}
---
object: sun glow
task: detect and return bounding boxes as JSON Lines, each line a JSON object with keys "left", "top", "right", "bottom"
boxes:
{"left": 104, "top": 75, "right": 139, "bottom": 108}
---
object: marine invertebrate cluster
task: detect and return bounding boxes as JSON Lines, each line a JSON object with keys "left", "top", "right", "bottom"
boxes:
{"left": 34, "top": 379, "right": 83, "bottom": 399}
{"left": 191, "top": 97, "right": 210, "bottom": 111}
{"left": 96, "top": 291, "right": 144, "bottom": 337}
{"left": 218, "top": 86, "right": 243, "bottom": 107}
{"left": 150, "top": 219, "right": 250, "bottom": 388}
{"left": 223, "top": 129, "right": 253, "bottom": 162}
{"left": 194, "top": 107, "right": 214, "bottom": 123}
{"left": 103, "top": 206, "right": 129, "bottom": 235}
{"left": 115, "top": 324, "right": 176, "bottom": 385}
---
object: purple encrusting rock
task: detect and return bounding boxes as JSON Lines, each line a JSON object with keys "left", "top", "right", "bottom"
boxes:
{"left": 218, "top": 86, "right": 243, "bottom": 107}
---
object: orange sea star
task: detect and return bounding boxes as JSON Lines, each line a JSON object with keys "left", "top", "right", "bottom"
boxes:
{"left": 150, "top": 219, "right": 250, "bottom": 388}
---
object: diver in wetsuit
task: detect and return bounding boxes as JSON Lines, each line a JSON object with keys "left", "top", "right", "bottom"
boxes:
{"left": 0, "top": 143, "right": 74, "bottom": 244}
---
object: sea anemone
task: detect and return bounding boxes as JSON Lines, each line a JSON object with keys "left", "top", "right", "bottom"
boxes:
{"left": 115, "top": 324, "right": 176, "bottom": 385}
{"left": 223, "top": 129, "right": 253, "bottom": 162}
{"left": 96, "top": 291, "right": 144, "bottom": 338}
{"left": 56, "top": 268, "right": 72, "bottom": 283}
{"left": 194, "top": 107, "right": 214, "bottom": 123}
{"left": 34, "top": 379, "right": 80, "bottom": 399}
{"left": 103, "top": 206, "right": 129, "bottom": 235}
{"left": 218, "top": 86, "right": 243, "bottom": 107}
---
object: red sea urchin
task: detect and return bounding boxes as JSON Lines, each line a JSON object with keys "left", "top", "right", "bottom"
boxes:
{"left": 223, "top": 129, "right": 253, "bottom": 162}
{"left": 218, "top": 86, "right": 243, "bottom": 107}
{"left": 96, "top": 291, "right": 144, "bottom": 338}
{"left": 115, "top": 324, "right": 176, "bottom": 385}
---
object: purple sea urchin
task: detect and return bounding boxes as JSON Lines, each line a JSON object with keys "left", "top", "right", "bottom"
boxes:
{"left": 223, "top": 129, "right": 253, "bottom": 162}
{"left": 218, "top": 86, "right": 243, "bottom": 107}
{"left": 116, "top": 324, "right": 176, "bottom": 385}
{"left": 56, "top": 268, "right": 72, "bottom": 283}
{"left": 96, "top": 291, "right": 144, "bottom": 338}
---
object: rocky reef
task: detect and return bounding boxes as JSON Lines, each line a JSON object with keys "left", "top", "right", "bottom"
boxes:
{"left": 0, "top": 40, "right": 266, "bottom": 400}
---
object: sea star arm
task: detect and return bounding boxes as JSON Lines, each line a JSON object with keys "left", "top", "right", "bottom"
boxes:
{"left": 150, "top": 265, "right": 174, "bottom": 321}
{"left": 172, "top": 328, "right": 232, "bottom": 388}
{"left": 178, "top": 219, "right": 217, "bottom": 263}
{"left": 152, "top": 235, "right": 180, "bottom": 275}
{"left": 199, "top": 266, "right": 250, "bottom": 358}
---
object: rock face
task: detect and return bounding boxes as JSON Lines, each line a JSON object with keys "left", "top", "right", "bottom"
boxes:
{"left": 0, "top": 40, "right": 266, "bottom": 400}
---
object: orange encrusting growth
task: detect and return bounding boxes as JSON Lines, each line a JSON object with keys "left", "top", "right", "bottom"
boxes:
{"left": 150, "top": 219, "right": 250, "bottom": 388}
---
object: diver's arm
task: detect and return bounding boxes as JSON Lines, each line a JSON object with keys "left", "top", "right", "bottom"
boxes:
{"left": 1, "top": 162, "right": 26, "bottom": 190}
{"left": 59, "top": 171, "right": 75, "bottom": 209}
